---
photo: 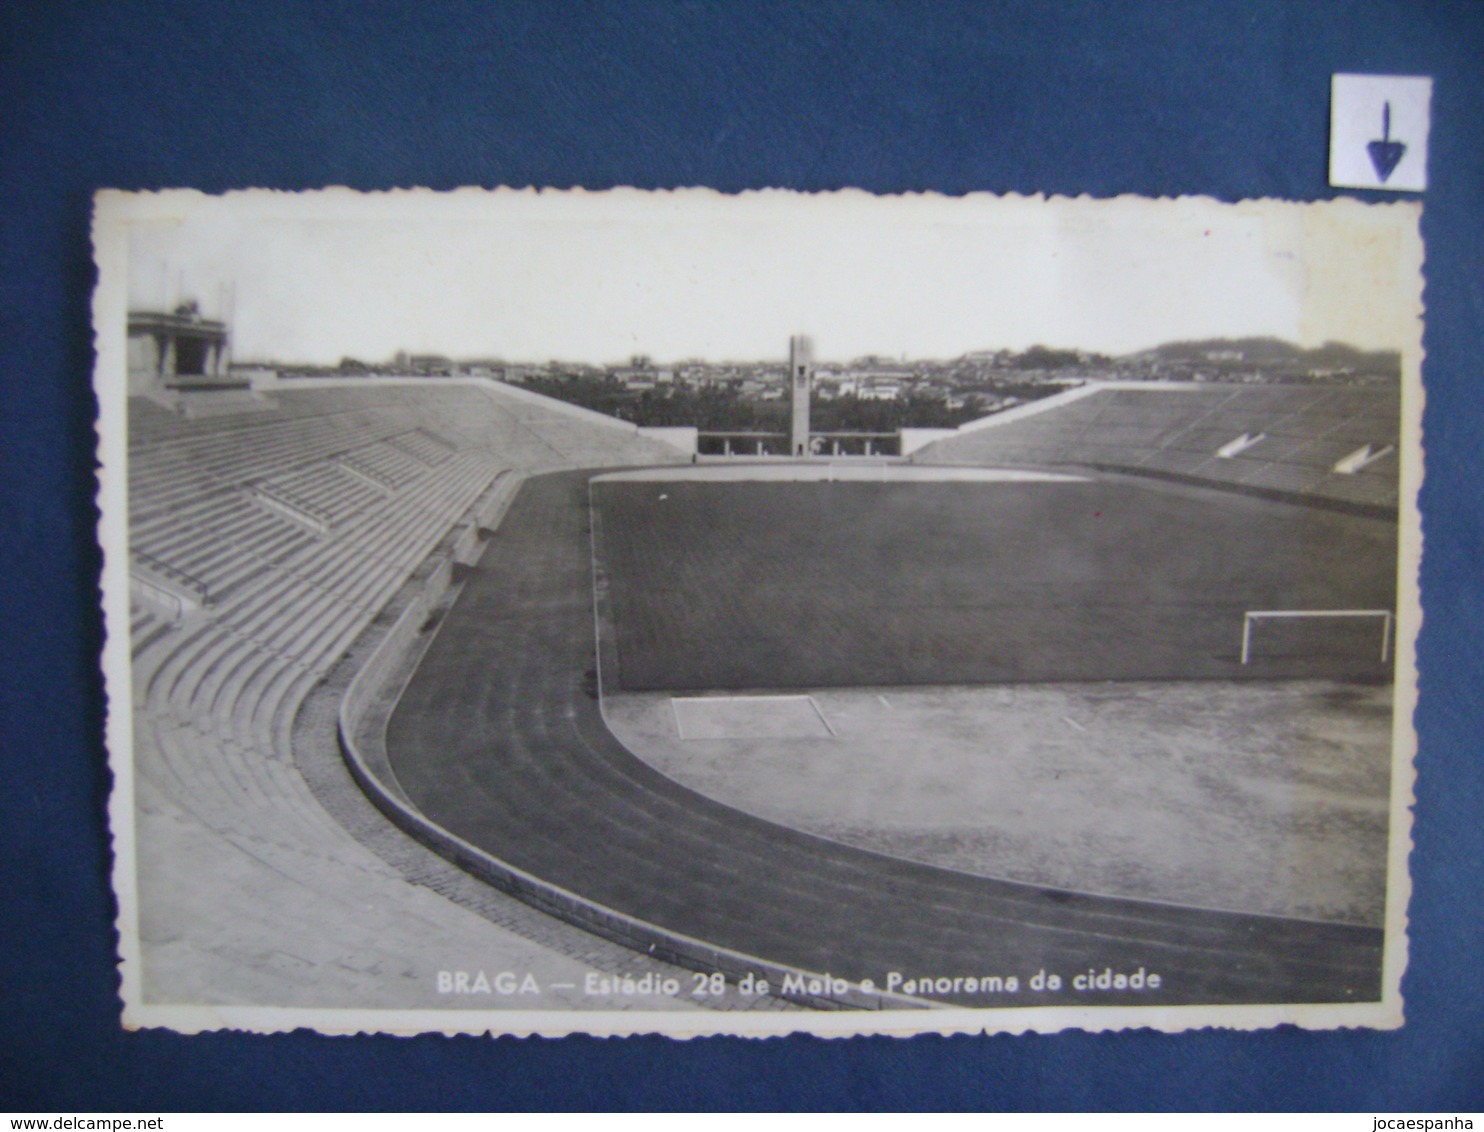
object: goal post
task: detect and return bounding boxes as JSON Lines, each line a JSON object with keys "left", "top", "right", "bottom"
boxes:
{"left": 1240, "top": 609, "right": 1393, "bottom": 665}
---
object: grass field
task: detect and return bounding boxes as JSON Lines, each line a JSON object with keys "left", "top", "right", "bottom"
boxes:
{"left": 593, "top": 474, "right": 1398, "bottom": 691}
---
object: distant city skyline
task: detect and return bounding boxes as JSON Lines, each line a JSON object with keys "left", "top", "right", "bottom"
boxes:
{"left": 124, "top": 190, "right": 1419, "bottom": 367}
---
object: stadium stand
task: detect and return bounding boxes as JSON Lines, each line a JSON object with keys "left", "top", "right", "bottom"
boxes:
{"left": 912, "top": 383, "right": 1401, "bottom": 516}
{"left": 125, "top": 379, "right": 685, "bottom": 1004}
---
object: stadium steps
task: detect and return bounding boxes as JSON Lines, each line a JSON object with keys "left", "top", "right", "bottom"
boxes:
{"left": 385, "top": 428, "right": 455, "bottom": 466}
{"left": 128, "top": 607, "right": 173, "bottom": 658}
{"left": 340, "top": 439, "right": 430, "bottom": 488}
{"left": 265, "top": 462, "right": 389, "bottom": 524}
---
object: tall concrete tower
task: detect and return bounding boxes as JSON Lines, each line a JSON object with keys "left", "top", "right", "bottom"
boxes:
{"left": 789, "top": 334, "right": 813, "bottom": 457}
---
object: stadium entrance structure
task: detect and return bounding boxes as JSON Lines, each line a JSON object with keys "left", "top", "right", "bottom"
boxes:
{"left": 128, "top": 302, "right": 235, "bottom": 394}
{"left": 695, "top": 430, "right": 901, "bottom": 458}
{"left": 697, "top": 430, "right": 789, "bottom": 457}
{"left": 694, "top": 338, "right": 900, "bottom": 459}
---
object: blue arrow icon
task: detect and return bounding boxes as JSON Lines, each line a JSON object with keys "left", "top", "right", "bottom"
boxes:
{"left": 1367, "top": 102, "right": 1406, "bottom": 182}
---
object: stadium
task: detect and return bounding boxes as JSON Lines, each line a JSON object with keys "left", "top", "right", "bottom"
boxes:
{"left": 120, "top": 348, "right": 1399, "bottom": 1016}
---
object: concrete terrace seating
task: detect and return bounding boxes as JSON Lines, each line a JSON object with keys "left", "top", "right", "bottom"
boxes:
{"left": 337, "top": 439, "right": 430, "bottom": 491}
{"left": 915, "top": 384, "right": 1401, "bottom": 514}
{"left": 384, "top": 427, "right": 456, "bottom": 467}
{"left": 133, "top": 491, "right": 314, "bottom": 602}
{"left": 125, "top": 379, "right": 688, "bottom": 1003}
{"left": 129, "top": 604, "right": 171, "bottom": 658}
{"left": 514, "top": 418, "right": 683, "bottom": 467}
{"left": 138, "top": 513, "right": 457, "bottom": 741}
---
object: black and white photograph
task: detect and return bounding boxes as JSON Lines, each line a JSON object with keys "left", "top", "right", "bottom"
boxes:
{"left": 94, "top": 187, "right": 1422, "bottom": 1037}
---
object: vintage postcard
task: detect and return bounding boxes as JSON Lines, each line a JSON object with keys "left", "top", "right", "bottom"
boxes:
{"left": 94, "top": 187, "right": 1423, "bottom": 1037}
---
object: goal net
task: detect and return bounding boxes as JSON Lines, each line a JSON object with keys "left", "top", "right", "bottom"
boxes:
{"left": 1240, "top": 609, "right": 1393, "bottom": 666}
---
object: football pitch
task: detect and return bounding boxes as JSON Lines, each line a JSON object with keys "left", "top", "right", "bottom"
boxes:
{"left": 592, "top": 473, "right": 1399, "bottom": 692}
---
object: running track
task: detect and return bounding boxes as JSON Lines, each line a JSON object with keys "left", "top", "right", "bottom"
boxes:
{"left": 384, "top": 470, "right": 1383, "bottom": 1007}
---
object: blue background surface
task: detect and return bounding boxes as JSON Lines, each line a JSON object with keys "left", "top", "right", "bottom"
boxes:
{"left": 2, "top": 0, "right": 1481, "bottom": 1111}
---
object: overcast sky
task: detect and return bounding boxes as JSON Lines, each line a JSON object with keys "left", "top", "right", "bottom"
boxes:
{"left": 122, "top": 189, "right": 1419, "bottom": 366}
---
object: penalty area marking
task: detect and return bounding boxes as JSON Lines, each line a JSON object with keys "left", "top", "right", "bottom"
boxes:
{"left": 672, "top": 694, "right": 837, "bottom": 741}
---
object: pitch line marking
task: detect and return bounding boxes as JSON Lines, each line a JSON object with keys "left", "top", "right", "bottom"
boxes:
{"left": 670, "top": 694, "right": 837, "bottom": 741}
{"left": 807, "top": 694, "right": 838, "bottom": 738}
